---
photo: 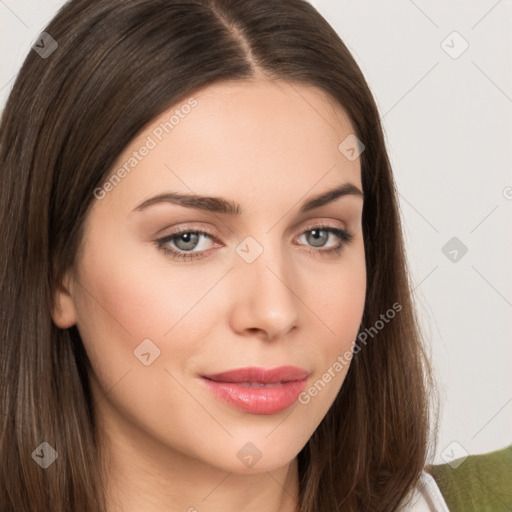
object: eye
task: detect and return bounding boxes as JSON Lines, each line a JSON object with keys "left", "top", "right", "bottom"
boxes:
{"left": 154, "top": 224, "right": 354, "bottom": 262}
{"left": 295, "top": 224, "right": 354, "bottom": 257}
{"left": 154, "top": 229, "right": 218, "bottom": 261}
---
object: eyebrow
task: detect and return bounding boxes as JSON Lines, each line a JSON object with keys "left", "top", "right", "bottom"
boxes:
{"left": 131, "top": 182, "right": 363, "bottom": 216}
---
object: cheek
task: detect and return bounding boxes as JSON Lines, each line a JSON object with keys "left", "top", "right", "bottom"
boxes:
{"left": 71, "top": 229, "right": 205, "bottom": 391}
{"left": 299, "top": 245, "right": 366, "bottom": 403}
{"left": 75, "top": 224, "right": 205, "bottom": 338}
{"left": 310, "top": 245, "right": 366, "bottom": 347}
{"left": 332, "top": 273, "right": 366, "bottom": 349}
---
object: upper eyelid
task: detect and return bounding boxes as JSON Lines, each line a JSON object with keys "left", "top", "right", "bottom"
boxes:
{"left": 160, "top": 218, "right": 348, "bottom": 237}
{"left": 160, "top": 222, "right": 347, "bottom": 243}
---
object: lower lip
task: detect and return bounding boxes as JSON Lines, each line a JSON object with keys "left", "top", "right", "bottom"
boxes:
{"left": 201, "top": 378, "right": 308, "bottom": 415}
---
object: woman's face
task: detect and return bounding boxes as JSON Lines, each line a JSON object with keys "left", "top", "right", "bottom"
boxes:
{"left": 53, "top": 79, "right": 366, "bottom": 474}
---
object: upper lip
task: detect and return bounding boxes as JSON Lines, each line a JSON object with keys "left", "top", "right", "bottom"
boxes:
{"left": 202, "top": 366, "right": 309, "bottom": 384}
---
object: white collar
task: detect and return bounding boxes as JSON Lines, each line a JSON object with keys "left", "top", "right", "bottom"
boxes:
{"left": 397, "top": 471, "right": 450, "bottom": 511}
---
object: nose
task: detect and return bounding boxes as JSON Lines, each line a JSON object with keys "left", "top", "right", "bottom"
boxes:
{"left": 228, "top": 244, "right": 300, "bottom": 341}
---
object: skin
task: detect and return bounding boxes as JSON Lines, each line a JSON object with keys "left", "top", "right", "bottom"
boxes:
{"left": 52, "top": 79, "right": 366, "bottom": 512}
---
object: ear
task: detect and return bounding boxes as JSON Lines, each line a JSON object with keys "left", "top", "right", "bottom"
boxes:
{"left": 51, "top": 272, "right": 78, "bottom": 329}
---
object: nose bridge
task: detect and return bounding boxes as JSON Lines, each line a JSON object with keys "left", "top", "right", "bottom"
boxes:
{"left": 231, "top": 233, "right": 300, "bottom": 338}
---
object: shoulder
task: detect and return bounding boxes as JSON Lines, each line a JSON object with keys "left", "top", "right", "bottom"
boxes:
{"left": 426, "top": 444, "right": 512, "bottom": 512}
{"left": 398, "top": 471, "right": 450, "bottom": 512}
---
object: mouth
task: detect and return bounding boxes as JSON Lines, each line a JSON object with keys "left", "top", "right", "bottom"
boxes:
{"left": 200, "top": 366, "right": 310, "bottom": 415}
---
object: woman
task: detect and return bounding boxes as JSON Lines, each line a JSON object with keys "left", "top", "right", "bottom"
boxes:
{"left": 0, "top": 0, "right": 447, "bottom": 510}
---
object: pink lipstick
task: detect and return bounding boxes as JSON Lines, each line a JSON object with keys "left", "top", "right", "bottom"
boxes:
{"left": 201, "top": 366, "right": 309, "bottom": 415}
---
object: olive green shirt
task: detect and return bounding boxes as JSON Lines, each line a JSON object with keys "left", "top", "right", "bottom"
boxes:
{"left": 425, "top": 444, "right": 512, "bottom": 512}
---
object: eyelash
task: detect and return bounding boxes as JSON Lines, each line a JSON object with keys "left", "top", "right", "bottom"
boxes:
{"left": 154, "top": 224, "right": 354, "bottom": 262}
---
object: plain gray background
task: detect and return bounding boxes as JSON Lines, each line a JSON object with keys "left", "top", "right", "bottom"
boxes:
{"left": 1, "top": 0, "right": 510, "bottom": 465}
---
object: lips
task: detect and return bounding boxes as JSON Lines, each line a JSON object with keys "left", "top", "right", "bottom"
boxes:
{"left": 201, "top": 366, "right": 309, "bottom": 415}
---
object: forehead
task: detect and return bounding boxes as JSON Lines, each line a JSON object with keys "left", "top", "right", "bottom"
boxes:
{"left": 100, "top": 79, "right": 362, "bottom": 214}
{"left": 188, "top": 78, "right": 353, "bottom": 129}
{"left": 169, "top": 78, "right": 356, "bottom": 155}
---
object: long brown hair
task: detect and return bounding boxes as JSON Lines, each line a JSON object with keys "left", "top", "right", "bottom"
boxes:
{"left": 0, "top": 0, "right": 439, "bottom": 510}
